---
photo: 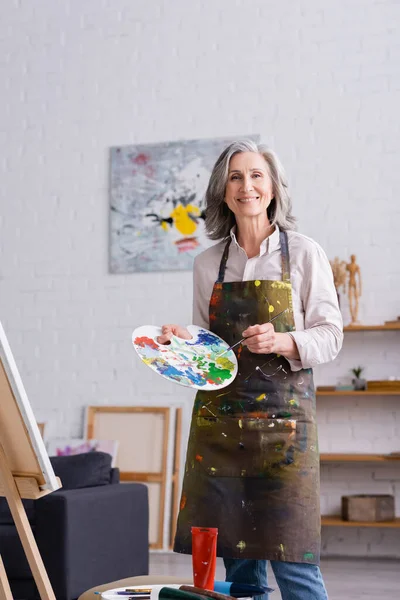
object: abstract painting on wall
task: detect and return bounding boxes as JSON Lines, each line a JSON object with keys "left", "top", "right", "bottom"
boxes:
{"left": 109, "top": 135, "right": 260, "bottom": 273}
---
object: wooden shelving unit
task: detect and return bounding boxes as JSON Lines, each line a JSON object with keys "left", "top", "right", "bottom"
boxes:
{"left": 319, "top": 324, "right": 400, "bottom": 530}
{"left": 344, "top": 324, "right": 400, "bottom": 331}
{"left": 321, "top": 516, "right": 400, "bottom": 528}
{"left": 320, "top": 453, "right": 400, "bottom": 462}
{"left": 317, "top": 390, "right": 400, "bottom": 396}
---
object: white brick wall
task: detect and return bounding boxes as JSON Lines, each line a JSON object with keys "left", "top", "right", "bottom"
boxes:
{"left": 1, "top": 0, "right": 399, "bottom": 557}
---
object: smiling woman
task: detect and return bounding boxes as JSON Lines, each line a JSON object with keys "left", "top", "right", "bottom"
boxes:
{"left": 159, "top": 139, "right": 343, "bottom": 600}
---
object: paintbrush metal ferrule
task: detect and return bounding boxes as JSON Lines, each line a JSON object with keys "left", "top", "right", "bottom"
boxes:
{"left": 218, "top": 337, "right": 246, "bottom": 357}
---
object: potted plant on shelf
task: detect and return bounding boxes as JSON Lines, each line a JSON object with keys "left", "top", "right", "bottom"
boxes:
{"left": 351, "top": 366, "right": 367, "bottom": 391}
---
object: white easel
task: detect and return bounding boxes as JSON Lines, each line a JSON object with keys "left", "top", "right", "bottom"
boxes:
{"left": 0, "top": 323, "right": 62, "bottom": 600}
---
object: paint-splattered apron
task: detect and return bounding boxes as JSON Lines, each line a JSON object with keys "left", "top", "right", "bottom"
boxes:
{"left": 174, "top": 231, "right": 320, "bottom": 564}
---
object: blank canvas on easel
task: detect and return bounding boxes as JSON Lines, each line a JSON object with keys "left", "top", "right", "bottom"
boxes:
{"left": 0, "top": 321, "right": 61, "bottom": 600}
{"left": 0, "top": 325, "right": 60, "bottom": 498}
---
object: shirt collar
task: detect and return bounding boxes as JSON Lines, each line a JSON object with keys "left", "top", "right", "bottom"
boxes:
{"left": 229, "top": 224, "right": 280, "bottom": 256}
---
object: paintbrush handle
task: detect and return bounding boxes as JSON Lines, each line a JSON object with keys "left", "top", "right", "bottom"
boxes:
{"left": 179, "top": 587, "right": 236, "bottom": 600}
{"left": 269, "top": 307, "right": 288, "bottom": 323}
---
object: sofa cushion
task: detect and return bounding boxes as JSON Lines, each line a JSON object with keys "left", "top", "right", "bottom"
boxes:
{"left": 0, "top": 453, "right": 113, "bottom": 524}
{"left": 49, "top": 452, "right": 113, "bottom": 490}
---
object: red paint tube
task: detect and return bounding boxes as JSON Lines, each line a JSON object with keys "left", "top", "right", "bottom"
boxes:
{"left": 191, "top": 527, "right": 218, "bottom": 590}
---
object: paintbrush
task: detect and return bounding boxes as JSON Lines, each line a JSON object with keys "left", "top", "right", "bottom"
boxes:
{"left": 217, "top": 307, "right": 289, "bottom": 357}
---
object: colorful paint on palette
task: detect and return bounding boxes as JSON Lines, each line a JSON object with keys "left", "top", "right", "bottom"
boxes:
{"left": 132, "top": 325, "right": 238, "bottom": 390}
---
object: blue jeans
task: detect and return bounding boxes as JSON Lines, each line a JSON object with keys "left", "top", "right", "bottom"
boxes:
{"left": 224, "top": 558, "right": 328, "bottom": 600}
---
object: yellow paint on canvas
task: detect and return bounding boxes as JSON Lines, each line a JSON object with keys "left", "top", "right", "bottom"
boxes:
{"left": 170, "top": 204, "right": 200, "bottom": 236}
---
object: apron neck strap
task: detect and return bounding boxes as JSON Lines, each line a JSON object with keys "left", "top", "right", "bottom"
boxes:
{"left": 216, "top": 230, "right": 291, "bottom": 283}
{"left": 217, "top": 238, "right": 232, "bottom": 283}
{"left": 280, "top": 230, "right": 291, "bottom": 282}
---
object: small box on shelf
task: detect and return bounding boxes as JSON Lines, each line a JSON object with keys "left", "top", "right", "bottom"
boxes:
{"left": 341, "top": 495, "right": 395, "bottom": 522}
{"left": 384, "top": 317, "right": 400, "bottom": 326}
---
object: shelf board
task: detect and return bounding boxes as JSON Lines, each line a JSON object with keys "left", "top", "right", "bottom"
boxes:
{"left": 320, "top": 453, "right": 400, "bottom": 462}
{"left": 344, "top": 324, "right": 400, "bottom": 331}
{"left": 317, "top": 390, "right": 400, "bottom": 396}
{"left": 321, "top": 515, "right": 400, "bottom": 528}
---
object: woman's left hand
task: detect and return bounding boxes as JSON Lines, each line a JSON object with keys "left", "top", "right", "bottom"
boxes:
{"left": 242, "top": 323, "right": 279, "bottom": 354}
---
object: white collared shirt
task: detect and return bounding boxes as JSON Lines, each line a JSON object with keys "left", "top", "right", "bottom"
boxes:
{"left": 193, "top": 225, "right": 343, "bottom": 371}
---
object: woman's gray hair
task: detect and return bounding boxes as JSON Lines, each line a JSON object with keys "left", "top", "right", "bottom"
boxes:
{"left": 205, "top": 139, "right": 296, "bottom": 240}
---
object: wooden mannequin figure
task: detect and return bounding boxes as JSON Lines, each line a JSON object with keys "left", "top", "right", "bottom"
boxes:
{"left": 346, "top": 254, "right": 362, "bottom": 324}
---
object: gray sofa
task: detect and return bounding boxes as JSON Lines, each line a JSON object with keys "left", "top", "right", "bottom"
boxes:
{"left": 0, "top": 452, "right": 149, "bottom": 600}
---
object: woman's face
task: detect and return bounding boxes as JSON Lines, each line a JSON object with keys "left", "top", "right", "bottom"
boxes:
{"left": 225, "top": 152, "right": 274, "bottom": 221}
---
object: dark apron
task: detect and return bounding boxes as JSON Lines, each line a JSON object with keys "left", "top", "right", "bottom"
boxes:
{"left": 174, "top": 231, "right": 320, "bottom": 565}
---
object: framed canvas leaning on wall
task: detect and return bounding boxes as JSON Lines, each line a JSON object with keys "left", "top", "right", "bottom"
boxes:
{"left": 85, "top": 405, "right": 182, "bottom": 550}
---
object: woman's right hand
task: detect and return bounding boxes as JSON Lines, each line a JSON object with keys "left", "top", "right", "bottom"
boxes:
{"left": 157, "top": 324, "right": 192, "bottom": 345}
